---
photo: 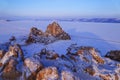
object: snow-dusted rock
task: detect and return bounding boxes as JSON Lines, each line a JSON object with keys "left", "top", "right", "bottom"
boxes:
{"left": 105, "top": 50, "right": 120, "bottom": 61}
{"left": 24, "top": 57, "right": 43, "bottom": 80}
{"left": 45, "top": 22, "right": 71, "bottom": 40}
{"left": 36, "top": 67, "right": 59, "bottom": 80}
{"left": 26, "top": 22, "right": 71, "bottom": 44}
{"left": 61, "top": 71, "right": 75, "bottom": 80}
{"left": 24, "top": 58, "right": 43, "bottom": 72}
{"left": 0, "top": 44, "right": 24, "bottom": 68}
{"left": 1, "top": 58, "right": 21, "bottom": 80}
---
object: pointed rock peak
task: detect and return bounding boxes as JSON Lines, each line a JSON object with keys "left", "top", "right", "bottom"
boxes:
{"left": 51, "top": 21, "right": 60, "bottom": 26}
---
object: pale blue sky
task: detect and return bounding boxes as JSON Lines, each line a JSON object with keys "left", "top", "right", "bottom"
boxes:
{"left": 0, "top": 0, "right": 120, "bottom": 17}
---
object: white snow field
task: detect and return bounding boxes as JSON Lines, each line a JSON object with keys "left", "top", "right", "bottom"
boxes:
{"left": 0, "top": 20, "right": 120, "bottom": 56}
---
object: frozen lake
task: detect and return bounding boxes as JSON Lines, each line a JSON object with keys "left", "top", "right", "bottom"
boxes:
{"left": 0, "top": 20, "right": 120, "bottom": 55}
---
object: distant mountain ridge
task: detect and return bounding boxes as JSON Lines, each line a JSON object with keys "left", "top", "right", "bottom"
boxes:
{"left": 1, "top": 17, "right": 120, "bottom": 23}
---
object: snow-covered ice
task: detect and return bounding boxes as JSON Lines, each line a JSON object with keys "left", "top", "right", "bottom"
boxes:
{"left": 0, "top": 20, "right": 120, "bottom": 56}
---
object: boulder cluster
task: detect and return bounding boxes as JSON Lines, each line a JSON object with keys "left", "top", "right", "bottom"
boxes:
{"left": 0, "top": 43, "right": 120, "bottom": 80}
{"left": 26, "top": 22, "right": 71, "bottom": 44}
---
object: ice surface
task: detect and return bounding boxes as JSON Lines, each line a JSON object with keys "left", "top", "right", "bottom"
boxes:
{"left": 0, "top": 20, "right": 120, "bottom": 56}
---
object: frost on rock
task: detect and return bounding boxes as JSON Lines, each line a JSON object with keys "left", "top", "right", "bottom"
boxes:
{"left": 26, "top": 22, "right": 71, "bottom": 44}
{"left": 36, "top": 67, "right": 59, "bottom": 80}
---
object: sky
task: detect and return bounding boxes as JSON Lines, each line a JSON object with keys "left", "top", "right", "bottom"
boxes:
{"left": 0, "top": 0, "right": 120, "bottom": 18}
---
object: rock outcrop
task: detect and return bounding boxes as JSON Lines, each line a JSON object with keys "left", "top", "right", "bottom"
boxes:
{"left": 26, "top": 22, "right": 71, "bottom": 44}
{"left": 105, "top": 50, "right": 120, "bottom": 61}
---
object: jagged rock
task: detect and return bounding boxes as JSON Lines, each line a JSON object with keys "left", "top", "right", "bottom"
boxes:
{"left": 105, "top": 50, "right": 120, "bottom": 61}
{"left": 61, "top": 71, "right": 75, "bottom": 80}
{"left": 24, "top": 58, "right": 43, "bottom": 80}
{"left": 1, "top": 58, "right": 22, "bottom": 80}
{"left": 36, "top": 67, "right": 59, "bottom": 80}
{"left": 26, "top": 22, "right": 71, "bottom": 44}
{"left": 45, "top": 22, "right": 63, "bottom": 36}
{"left": 0, "top": 44, "right": 24, "bottom": 67}
{"left": 45, "top": 22, "right": 71, "bottom": 40}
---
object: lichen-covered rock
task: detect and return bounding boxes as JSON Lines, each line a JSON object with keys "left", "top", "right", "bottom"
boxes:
{"left": 105, "top": 50, "right": 120, "bottom": 61}
{"left": 61, "top": 71, "right": 75, "bottom": 80}
{"left": 36, "top": 67, "right": 59, "bottom": 80}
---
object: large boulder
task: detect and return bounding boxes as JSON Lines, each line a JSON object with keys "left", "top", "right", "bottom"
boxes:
{"left": 24, "top": 58, "right": 43, "bottom": 80}
{"left": 36, "top": 67, "right": 59, "bottom": 80}
{"left": 1, "top": 58, "right": 22, "bottom": 80}
{"left": 105, "top": 50, "right": 120, "bottom": 61}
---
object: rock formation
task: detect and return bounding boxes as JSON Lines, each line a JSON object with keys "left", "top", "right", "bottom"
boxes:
{"left": 26, "top": 22, "right": 71, "bottom": 44}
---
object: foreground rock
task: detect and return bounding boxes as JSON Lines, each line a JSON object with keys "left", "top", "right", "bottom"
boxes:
{"left": 24, "top": 58, "right": 43, "bottom": 80}
{"left": 0, "top": 43, "right": 120, "bottom": 80}
{"left": 105, "top": 50, "right": 120, "bottom": 61}
{"left": 1, "top": 59, "right": 22, "bottom": 80}
{"left": 36, "top": 67, "right": 59, "bottom": 80}
{"left": 26, "top": 22, "right": 71, "bottom": 44}
{"left": 0, "top": 44, "right": 24, "bottom": 80}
